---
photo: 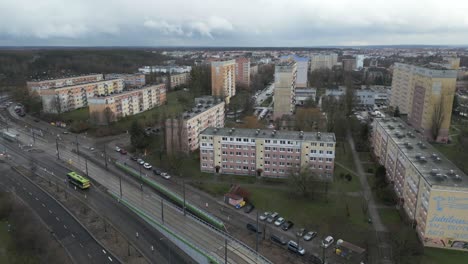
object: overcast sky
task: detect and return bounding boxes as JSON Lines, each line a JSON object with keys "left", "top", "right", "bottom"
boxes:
{"left": 1, "top": 0, "right": 468, "bottom": 46}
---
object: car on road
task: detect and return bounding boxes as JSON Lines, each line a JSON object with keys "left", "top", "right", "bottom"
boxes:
{"left": 115, "top": 146, "right": 121, "bottom": 152}
{"left": 137, "top": 159, "right": 145, "bottom": 165}
{"left": 321, "top": 236, "right": 334, "bottom": 248}
{"left": 244, "top": 203, "right": 255, "bottom": 213}
{"left": 296, "top": 228, "right": 307, "bottom": 237}
{"left": 259, "top": 212, "right": 271, "bottom": 221}
{"left": 270, "top": 234, "right": 287, "bottom": 246}
{"left": 153, "top": 169, "right": 161, "bottom": 175}
{"left": 143, "top": 163, "right": 152, "bottom": 169}
{"left": 287, "top": 241, "right": 305, "bottom": 256}
{"left": 246, "top": 223, "right": 261, "bottom": 234}
{"left": 160, "top": 172, "right": 171, "bottom": 179}
{"left": 274, "top": 217, "right": 285, "bottom": 227}
{"left": 119, "top": 149, "right": 127, "bottom": 155}
{"left": 89, "top": 147, "right": 95, "bottom": 151}
{"left": 62, "top": 131, "right": 69, "bottom": 134}
{"left": 131, "top": 156, "right": 138, "bottom": 161}
{"left": 303, "top": 231, "right": 317, "bottom": 241}
{"left": 266, "top": 212, "right": 279, "bottom": 223}
{"left": 282, "top": 221, "right": 294, "bottom": 231}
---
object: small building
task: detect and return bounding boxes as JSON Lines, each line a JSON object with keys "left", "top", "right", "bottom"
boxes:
{"left": 335, "top": 239, "right": 366, "bottom": 260}
{"left": 295, "top": 88, "right": 317, "bottom": 106}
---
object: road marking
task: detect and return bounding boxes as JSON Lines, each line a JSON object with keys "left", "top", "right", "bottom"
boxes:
{"left": 63, "top": 225, "right": 67, "bottom": 229}
{"left": 87, "top": 254, "right": 92, "bottom": 259}
{"left": 79, "top": 243, "right": 84, "bottom": 248}
{"left": 56, "top": 217, "right": 60, "bottom": 221}
{"left": 42, "top": 203, "right": 45, "bottom": 207}
{"left": 28, "top": 192, "right": 32, "bottom": 196}
{"left": 108, "top": 256, "right": 113, "bottom": 262}
{"left": 35, "top": 197, "right": 39, "bottom": 201}
{"left": 49, "top": 210, "right": 52, "bottom": 214}
{"left": 71, "top": 234, "right": 75, "bottom": 238}
{"left": 102, "top": 249, "right": 106, "bottom": 254}
{"left": 22, "top": 187, "right": 26, "bottom": 190}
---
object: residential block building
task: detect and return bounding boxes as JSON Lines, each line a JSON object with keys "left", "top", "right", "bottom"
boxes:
{"left": 165, "top": 96, "right": 225, "bottom": 154}
{"left": 390, "top": 63, "right": 457, "bottom": 142}
{"left": 342, "top": 58, "right": 357, "bottom": 72}
{"left": 41, "top": 79, "right": 124, "bottom": 113}
{"left": 199, "top": 128, "right": 336, "bottom": 179}
{"left": 310, "top": 53, "right": 338, "bottom": 71}
{"left": 138, "top": 65, "right": 192, "bottom": 74}
{"left": 27, "top": 74, "right": 104, "bottom": 94}
{"left": 372, "top": 118, "right": 468, "bottom": 251}
{"left": 273, "top": 61, "right": 297, "bottom": 119}
{"left": 88, "top": 84, "right": 166, "bottom": 125}
{"left": 280, "top": 55, "right": 309, "bottom": 88}
{"left": 235, "top": 57, "right": 251, "bottom": 88}
{"left": 295, "top": 88, "right": 317, "bottom": 106}
{"left": 211, "top": 60, "right": 236, "bottom": 104}
{"left": 170, "top": 72, "right": 190, "bottom": 88}
{"left": 105, "top": 73, "right": 146, "bottom": 88}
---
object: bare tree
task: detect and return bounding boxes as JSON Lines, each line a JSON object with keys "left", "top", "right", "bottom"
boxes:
{"left": 104, "top": 107, "right": 115, "bottom": 124}
{"left": 287, "top": 166, "right": 319, "bottom": 198}
{"left": 431, "top": 97, "right": 445, "bottom": 141}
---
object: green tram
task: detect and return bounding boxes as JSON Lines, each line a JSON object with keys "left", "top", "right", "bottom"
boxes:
{"left": 67, "top": 171, "right": 91, "bottom": 189}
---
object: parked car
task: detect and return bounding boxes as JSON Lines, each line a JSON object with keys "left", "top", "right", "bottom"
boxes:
{"left": 246, "top": 223, "right": 261, "bottom": 234}
{"left": 119, "top": 149, "right": 127, "bottom": 155}
{"left": 266, "top": 212, "right": 279, "bottom": 223}
{"left": 322, "top": 236, "right": 334, "bottom": 248}
{"left": 296, "top": 228, "right": 307, "bottom": 237}
{"left": 244, "top": 204, "right": 255, "bottom": 213}
{"left": 274, "top": 217, "right": 285, "bottom": 227}
{"left": 62, "top": 131, "right": 69, "bottom": 134}
{"left": 303, "top": 231, "right": 317, "bottom": 241}
{"left": 137, "top": 159, "right": 145, "bottom": 165}
{"left": 270, "top": 234, "right": 287, "bottom": 246}
{"left": 115, "top": 146, "right": 121, "bottom": 152}
{"left": 153, "top": 169, "right": 161, "bottom": 175}
{"left": 287, "top": 241, "right": 305, "bottom": 256}
{"left": 259, "top": 212, "right": 271, "bottom": 221}
{"left": 143, "top": 163, "right": 152, "bottom": 169}
{"left": 131, "top": 156, "right": 139, "bottom": 161}
{"left": 160, "top": 172, "right": 171, "bottom": 179}
{"left": 282, "top": 221, "right": 294, "bottom": 231}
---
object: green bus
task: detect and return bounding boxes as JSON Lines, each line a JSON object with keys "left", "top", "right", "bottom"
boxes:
{"left": 67, "top": 171, "right": 91, "bottom": 189}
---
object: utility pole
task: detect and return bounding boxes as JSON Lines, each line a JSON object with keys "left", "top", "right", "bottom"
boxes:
{"left": 224, "top": 238, "right": 228, "bottom": 264}
{"left": 119, "top": 173, "right": 123, "bottom": 198}
{"left": 161, "top": 199, "right": 164, "bottom": 224}
{"left": 183, "top": 180, "right": 186, "bottom": 216}
{"left": 85, "top": 159, "right": 88, "bottom": 177}
{"left": 256, "top": 210, "right": 259, "bottom": 253}
{"left": 56, "top": 136, "right": 60, "bottom": 160}
{"left": 103, "top": 146, "right": 108, "bottom": 170}
{"left": 75, "top": 135, "right": 80, "bottom": 164}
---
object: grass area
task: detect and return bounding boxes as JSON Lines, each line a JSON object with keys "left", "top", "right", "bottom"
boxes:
{"left": 260, "top": 96, "right": 272, "bottom": 107}
{"left": 0, "top": 221, "right": 37, "bottom": 263}
{"left": 335, "top": 140, "right": 356, "bottom": 172}
{"left": 432, "top": 134, "right": 468, "bottom": 174}
{"left": 60, "top": 107, "right": 89, "bottom": 122}
{"left": 420, "top": 247, "right": 468, "bottom": 264}
{"left": 332, "top": 166, "right": 361, "bottom": 192}
{"left": 378, "top": 208, "right": 401, "bottom": 229}
{"left": 190, "top": 182, "right": 231, "bottom": 196}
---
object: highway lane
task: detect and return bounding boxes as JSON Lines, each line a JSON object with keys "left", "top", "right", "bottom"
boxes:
{"left": 0, "top": 163, "right": 117, "bottom": 264}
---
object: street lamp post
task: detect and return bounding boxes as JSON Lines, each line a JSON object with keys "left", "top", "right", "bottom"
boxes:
{"left": 161, "top": 199, "right": 164, "bottom": 224}
{"left": 85, "top": 158, "right": 88, "bottom": 177}
{"left": 183, "top": 179, "right": 186, "bottom": 216}
{"left": 103, "top": 146, "right": 108, "bottom": 170}
{"left": 56, "top": 136, "right": 60, "bottom": 160}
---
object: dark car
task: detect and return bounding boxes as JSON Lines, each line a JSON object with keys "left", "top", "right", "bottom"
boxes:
{"left": 119, "top": 149, "right": 127, "bottom": 155}
{"left": 270, "top": 234, "right": 287, "bottom": 246}
{"left": 153, "top": 169, "right": 161, "bottom": 175}
{"left": 246, "top": 223, "right": 262, "bottom": 234}
{"left": 282, "top": 221, "right": 294, "bottom": 231}
{"left": 244, "top": 203, "right": 255, "bottom": 213}
{"left": 296, "top": 228, "right": 307, "bottom": 237}
{"left": 130, "top": 156, "right": 138, "bottom": 161}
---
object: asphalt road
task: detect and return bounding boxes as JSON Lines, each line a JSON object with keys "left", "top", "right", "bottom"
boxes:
{"left": 0, "top": 163, "right": 117, "bottom": 264}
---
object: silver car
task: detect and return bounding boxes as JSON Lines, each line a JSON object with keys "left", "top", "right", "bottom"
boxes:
{"left": 259, "top": 212, "right": 271, "bottom": 221}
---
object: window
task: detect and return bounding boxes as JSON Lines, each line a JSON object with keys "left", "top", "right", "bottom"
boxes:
{"left": 265, "top": 154, "right": 270, "bottom": 158}
{"left": 273, "top": 140, "right": 277, "bottom": 144}
{"left": 288, "top": 141, "right": 293, "bottom": 144}
{"left": 243, "top": 138, "right": 249, "bottom": 142}
{"left": 202, "top": 163, "right": 207, "bottom": 167}
{"left": 310, "top": 157, "right": 316, "bottom": 161}
{"left": 236, "top": 138, "right": 242, "bottom": 142}
{"left": 311, "top": 142, "right": 317, "bottom": 146}
{"left": 280, "top": 148, "right": 285, "bottom": 152}
{"left": 272, "top": 169, "right": 277, "bottom": 173}
{"left": 265, "top": 140, "right": 271, "bottom": 143}
{"left": 229, "top": 138, "right": 234, "bottom": 141}
{"left": 265, "top": 161, "right": 270, "bottom": 164}
{"left": 236, "top": 152, "right": 241, "bottom": 156}
{"left": 272, "top": 147, "right": 277, "bottom": 151}
{"left": 265, "top": 168, "right": 270, "bottom": 172}
{"left": 222, "top": 158, "right": 227, "bottom": 162}
{"left": 279, "top": 162, "right": 285, "bottom": 166}
{"left": 243, "top": 166, "right": 249, "bottom": 170}
{"left": 272, "top": 162, "right": 277, "bottom": 165}
{"left": 311, "top": 150, "right": 317, "bottom": 154}
{"left": 319, "top": 150, "right": 324, "bottom": 154}
{"left": 202, "top": 150, "right": 208, "bottom": 154}
{"left": 280, "top": 155, "right": 285, "bottom": 159}
{"left": 236, "top": 145, "right": 241, "bottom": 149}
{"left": 320, "top": 143, "right": 324, "bottom": 147}
{"left": 280, "top": 140, "right": 286, "bottom": 144}
{"left": 327, "top": 143, "right": 334, "bottom": 147}
{"left": 265, "top": 147, "right": 271, "bottom": 151}
{"left": 229, "top": 152, "right": 234, "bottom": 155}
{"left": 201, "top": 136, "right": 206, "bottom": 140}
{"left": 272, "top": 154, "right": 277, "bottom": 158}
{"left": 251, "top": 139, "right": 255, "bottom": 143}
{"left": 201, "top": 143, "right": 207, "bottom": 147}
{"left": 222, "top": 144, "right": 227, "bottom": 148}
{"left": 319, "top": 158, "right": 323, "bottom": 162}
{"left": 327, "top": 151, "right": 333, "bottom": 155}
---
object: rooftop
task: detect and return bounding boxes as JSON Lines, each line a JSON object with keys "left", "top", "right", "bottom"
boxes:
{"left": 89, "top": 83, "right": 165, "bottom": 99}
{"left": 45, "top": 78, "right": 124, "bottom": 91}
{"left": 375, "top": 118, "right": 468, "bottom": 188}
{"left": 182, "top": 96, "right": 224, "bottom": 120}
{"left": 276, "top": 60, "right": 297, "bottom": 67}
{"left": 28, "top": 73, "right": 102, "bottom": 83}
{"left": 201, "top": 127, "right": 335, "bottom": 142}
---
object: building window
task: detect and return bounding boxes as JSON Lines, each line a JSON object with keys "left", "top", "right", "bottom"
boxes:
{"left": 327, "top": 151, "right": 333, "bottom": 155}
{"left": 320, "top": 143, "right": 324, "bottom": 147}
{"left": 280, "top": 140, "right": 286, "bottom": 144}
{"left": 265, "top": 140, "right": 271, "bottom": 143}
{"left": 236, "top": 138, "right": 242, "bottom": 142}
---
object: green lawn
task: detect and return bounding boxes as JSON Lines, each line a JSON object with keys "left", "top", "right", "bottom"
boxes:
{"left": 378, "top": 208, "right": 401, "bottom": 229}
{"left": 335, "top": 140, "right": 356, "bottom": 172}
{"left": 432, "top": 134, "right": 468, "bottom": 175}
{"left": 0, "top": 221, "right": 11, "bottom": 263}
{"left": 60, "top": 107, "right": 89, "bottom": 122}
{"left": 0, "top": 221, "right": 37, "bottom": 263}
{"left": 420, "top": 247, "right": 468, "bottom": 264}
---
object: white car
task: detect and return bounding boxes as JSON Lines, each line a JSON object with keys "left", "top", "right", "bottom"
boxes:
{"left": 115, "top": 146, "right": 121, "bottom": 152}
{"left": 322, "top": 236, "right": 334, "bottom": 248}
{"left": 274, "top": 217, "right": 285, "bottom": 226}
{"left": 259, "top": 212, "right": 271, "bottom": 221}
{"left": 143, "top": 163, "right": 152, "bottom": 169}
{"left": 160, "top": 172, "right": 171, "bottom": 179}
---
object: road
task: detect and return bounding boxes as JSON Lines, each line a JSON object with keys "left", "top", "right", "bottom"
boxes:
{"left": 255, "top": 83, "right": 275, "bottom": 106}
{"left": 0, "top": 163, "right": 118, "bottom": 264}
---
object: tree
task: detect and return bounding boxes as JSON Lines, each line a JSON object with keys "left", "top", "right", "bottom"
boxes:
{"left": 103, "top": 107, "right": 115, "bottom": 124}
{"left": 344, "top": 83, "right": 356, "bottom": 116}
{"left": 374, "top": 165, "right": 387, "bottom": 189}
{"left": 287, "top": 166, "right": 319, "bottom": 198}
{"left": 393, "top": 106, "right": 401, "bottom": 117}
{"left": 431, "top": 97, "right": 445, "bottom": 141}
{"left": 129, "top": 120, "right": 149, "bottom": 151}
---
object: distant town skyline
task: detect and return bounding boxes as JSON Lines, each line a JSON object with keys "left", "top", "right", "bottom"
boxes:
{"left": 1, "top": 0, "right": 468, "bottom": 47}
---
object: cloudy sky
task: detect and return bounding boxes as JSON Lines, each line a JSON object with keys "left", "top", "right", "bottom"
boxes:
{"left": 1, "top": 0, "right": 467, "bottom": 46}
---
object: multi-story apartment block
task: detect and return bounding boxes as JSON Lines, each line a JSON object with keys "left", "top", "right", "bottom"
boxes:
{"left": 390, "top": 63, "right": 457, "bottom": 142}
{"left": 165, "top": 96, "right": 225, "bottom": 154}
{"left": 211, "top": 60, "right": 236, "bottom": 104}
{"left": 138, "top": 65, "right": 192, "bottom": 74}
{"left": 273, "top": 61, "right": 297, "bottom": 119}
{"left": 280, "top": 55, "right": 309, "bottom": 88}
{"left": 27, "top": 74, "right": 104, "bottom": 94}
{"left": 372, "top": 118, "right": 468, "bottom": 251}
{"left": 250, "top": 64, "right": 259, "bottom": 76}
{"left": 310, "top": 53, "right": 338, "bottom": 71}
{"left": 170, "top": 72, "right": 190, "bottom": 88}
{"left": 105, "top": 73, "right": 146, "bottom": 88}
{"left": 88, "top": 84, "right": 166, "bottom": 124}
{"left": 295, "top": 88, "right": 317, "bottom": 106}
{"left": 41, "top": 79, "right": 124, "bottom": 113}
{"left": 342, "top": 58, "right": 357, "bottom": 72}
{"left": 199, "top": 128, "right": 335, "bottom": 179}
{"left": 235, "top": 57, "right": 251, "bottom": 88}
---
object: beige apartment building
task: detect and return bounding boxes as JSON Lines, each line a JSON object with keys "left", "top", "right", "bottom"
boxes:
{"left": 372, "top": 118, "right": 468, "bottom": 252}
{"left": 211, "top": 60, "right": 236, "bottom": 104}
{"left": 88, "top": 84, "right": 166, "bottom": 125}
{"left": 199, "top": 128, "right": 336, "bottom": 179}
{"left": 27, "top": 74, "right": 104, "bottom": 95}
{"left": 170, "top": 72, "right": 190, "bottom": 88}
{"left": 165, "top": 96, "right": 225, "bottom": 154}
{"left": 390, "top": 63, "right": 457, "bottom": 142}
{"left": 273, "top": 60, "right": 297, "bottom": 119}
{"left": 310, "top": 53, "right": 338, "bottom": 71}
{"left": 235, "top": 57, "right": 250, "bottom": 88}
{"left": 41, "top": 79, "right": 124, "bottom": 113}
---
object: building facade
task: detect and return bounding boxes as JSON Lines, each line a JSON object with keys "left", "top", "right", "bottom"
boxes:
{"left": 280, "top": 55, "right": 309, "bottom": 88}
{"left": 138, "top": 65, "right": 192, "bottom": 74}
{"left": 342, "top": 59, "right": 357, "bottom": 72}
{"left": 390, "top": 63, "right": 457, "bottom": 142}
{"left": 170, "top": 72, "right": 190, "bottom": 88}
{"left": 199, "top": 128, "right": 336, "bottom": 179}
{"left": 310, "top": 53, "right": 338, "bottom": 71}
{"left": 295, "top": 88, "right": 317, "bottom": 106}
{"left": 372, "top": 118, "right": 468, "bottom": 252}
{"left": 41, "top": 79, "right": 124, "bottom": 113}
{"left": 165, "top": 96, "right": 225, "bottom": 154}
{"left": 27, "top": 74, "right": 104, "bottom": 94}
{"left": 211, "top": 60, "right": 236, "bottom": 104}
{"left": 105, "top": 73, "right": 146, "bottom": 88}
{"left": 273, "top": 61, "right": 297, "bottom": 119}
{"left": 88, "top": 84, "right": 166, "bottom": 124}
{"left": 235, "top": 57, "right": 251, "bottom": 88}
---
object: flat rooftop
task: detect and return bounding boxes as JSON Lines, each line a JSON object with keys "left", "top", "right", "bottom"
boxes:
{"left": 45, "top": 78, "right": 123, "bottom": 90}
{"left": 28, "top": 73, "right": 102, "bottom": 83}
{"left": 201, "top": 127, "right": 336, "bottom": 143}
{"left": 89, "top": 84, "right": 164, "bottom": 99}
{"left": 182, "top": 97, "right": 223, "bottom": 120}
{"left": 375, "top": 118, "right": 468, "bottom": 188}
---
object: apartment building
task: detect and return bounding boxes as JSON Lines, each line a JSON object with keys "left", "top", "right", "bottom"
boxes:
{"left": 211, "top": 60, "right": 236, "bottom": 104}
{"left": 273, "top": 61, "right": 297, "bottom": 119}
{"left": 105, "top": 73, "right": 146, "bottom": 88}
{"left": 88, "top": 84, "right": 166, "bottom": 125}
{"left": 372, "top": 118, "right": 468, "bottom": 251}
{"left": 310, "top": 53, "right": 338, "bottom": 71}
{"left": 41, "top": 79, "right": 124, "bottom": 113}
{"left": 165, "top": 96, "right": 225, "bottom": 154}
{"left": 390, "top": 63, "right": 457, "bottom": 142}
{"left": 295, "top": 88, "right": 317, "bottom": 106}
{"left": 199, "top": 128, "right": 335, "bottom": 179}
{"left": 280, "top": 55, "right": 309, "bottom": 88}
{"left": 342, "top": 58, "right": 357, "bottom": 72}
{"left": 235, "top": 57, "right": 251, "bottom": 88}
{"left": 27, "top": 74, "right": 104, "bottom": 94}
{"left": 138, "top": 65, "right": 192, "bottom": 74}
{"left": 170, "top": 72, "right": 190, "bottom": 88}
